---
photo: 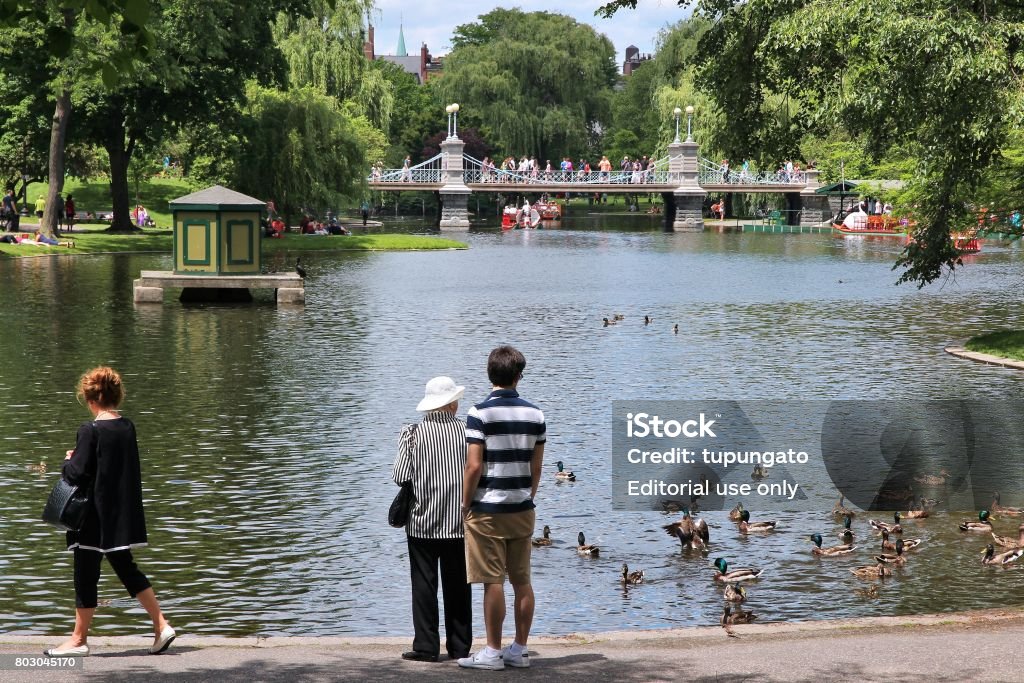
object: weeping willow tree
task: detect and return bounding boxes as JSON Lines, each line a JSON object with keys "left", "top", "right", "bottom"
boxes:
{"left": 272, "top": 0, "right": 393, "bottom": 132}
{"left": 441, "top": 8, "right": 616, "bottom": 160}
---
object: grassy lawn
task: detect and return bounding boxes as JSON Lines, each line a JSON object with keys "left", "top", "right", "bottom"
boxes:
{"left": 964, "top": 330, "right": 1024, "bottom": 361}
{"left": 25, "top": 177, "right": 193, "bottom": 229}
{"left": 0, "top": 230, "right": 465, "bottom": 258}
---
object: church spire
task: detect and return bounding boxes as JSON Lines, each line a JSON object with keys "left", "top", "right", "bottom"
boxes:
{"left": 396, "top": 22, "right": 407, "bottom": 56}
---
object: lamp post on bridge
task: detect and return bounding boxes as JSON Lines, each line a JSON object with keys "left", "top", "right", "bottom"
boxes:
{"left": 666, "top": 104, "right": 705, "bottom": 232}
{"left": 439, "top": 103, "right": 470, "bottom": 230}
{"left": 451, "top": 102, "right": 460, "bottom": 139}
{"left": 673, "top": 107, "right": 682, "bottom": 144}
{"left": 685, "top": 105, "right": 694, "bottom": 143}
{"left": 445, "top": 104, "right": 454, "bottom": 139}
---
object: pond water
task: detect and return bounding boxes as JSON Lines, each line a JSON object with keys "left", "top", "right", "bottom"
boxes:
{"left": 2, "top": 218, "right": 1024, "bottom": 637}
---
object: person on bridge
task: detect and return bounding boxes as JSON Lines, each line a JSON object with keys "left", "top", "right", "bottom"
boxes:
{"left": 401, "top": 156, "right": 412, "bottom": 182}
{"left": 599, "top": 156, "right": 611, "bottom": 182}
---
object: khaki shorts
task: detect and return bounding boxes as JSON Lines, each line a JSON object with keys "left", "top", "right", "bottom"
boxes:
{"left": 464, "top": 508, "right": 535, "bottom": 585}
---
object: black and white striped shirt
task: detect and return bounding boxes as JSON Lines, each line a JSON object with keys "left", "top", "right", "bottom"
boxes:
{"left": 392, "top": 412, "right": 466, "bottom": 539}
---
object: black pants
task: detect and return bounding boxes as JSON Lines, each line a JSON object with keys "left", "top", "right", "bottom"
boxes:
{"left": 74, "top": 548, "right": 152, "bottom": 609}
{"left": 407, "top": 537, "right": 472, "bottom": 658}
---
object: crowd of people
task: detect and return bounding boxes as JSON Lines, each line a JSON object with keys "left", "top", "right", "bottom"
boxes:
{"left": 477, "top": 154, "right": 662, "bottom": 184}
{"left": 715, "top": 159, "right": 813, "bottom": 184}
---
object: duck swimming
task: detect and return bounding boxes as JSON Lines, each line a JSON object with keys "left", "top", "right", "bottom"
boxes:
{"left": 729, "top": 502, "right": 744, "bottom": 522}
{"left": 751, "top": 464, "right": 769, "bottom": 481}
{"left": 869, "top": 511, "right": 902, "bottom": 535}
{"left": 663, "top": 507, "right": 709, "bottom": 550}
{"left": 577, "top": 532, "right": 599, "bottom": 556}
{"left": 554, "top": 461, "right": 576, "bottom": 481}
{"left": 621, "top": 563, "right": 644, "bottom": 585}
{"left": 739, "top": 509, "right": 776, "bottom": 533}
{"left": 982, "top": 543, "right": 1024, "bottom": 566}
{"left": 839, "top": 514, "right": 855, "bottom": 542}
{"left": 810, "top": 533, "right": 856, "bottom": 556}
{"left": 723, "top": 583, "right": 746, "bottom": 603}
{"left": 712, "top": 558, "right": 763, "bottom": 583}
{"left": 903, "top": 497, "right": 930, "bottom": 519}
{"left": 991, "top": 523, "right": 1024, "bottom": 549}
{"left": 991, "top": 492, "right": 1024, "bottom": 516}
{"left": 850, "top": 563, "right": 893, "bottom": 579}
{"left": 959, "top": 509, "right": 993, "bottom": 532}
{"left": 875, "top": 539, "right": 907, "bottom": 565}
{"left": 533, "top": 525, "right": 553, "bottom": 547}
{"left": 833, "top": 495, "right": 855, "bottom": 518}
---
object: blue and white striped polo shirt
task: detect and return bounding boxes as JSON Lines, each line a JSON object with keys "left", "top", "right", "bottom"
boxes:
{"left": 466, "top": 389, "right": 546, "bottom": 513}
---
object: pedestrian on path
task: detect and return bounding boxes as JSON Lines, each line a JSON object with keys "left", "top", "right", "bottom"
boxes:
{"left": 459, "top": 346, "right": 546, "bottom": 670}
{"left": 35, "top": 195, "right": 45, "bottom": 218}
{"left": 392, "top": 376, "right": 473, "bottom": 663}
{"left": 45, "top": 366, "right": 175, "bottom": 658}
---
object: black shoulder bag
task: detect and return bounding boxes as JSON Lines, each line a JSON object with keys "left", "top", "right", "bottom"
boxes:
{"left": 388, "top": 424, "right": 417, "bottom": 528}
{"left": 42, "top": 423, "right": 98, "bottom": 531}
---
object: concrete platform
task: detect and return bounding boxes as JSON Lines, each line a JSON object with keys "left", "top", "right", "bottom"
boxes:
{"left": 133, "top": 270, "right": 304, "bottom": 305}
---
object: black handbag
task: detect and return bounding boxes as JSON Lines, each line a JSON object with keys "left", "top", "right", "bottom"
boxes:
{"left": 41, "top": 423, "right": 97, "bottom": 531}
{"left": 389, "top": 424, "right": 417, "bottom": 528}
{"left": 42, "top": 478, "right": 90, "bottom": 531}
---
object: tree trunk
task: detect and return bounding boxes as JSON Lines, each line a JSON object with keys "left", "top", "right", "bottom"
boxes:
{"left": 41, "top": 9, "right": 77, "bottom": 238}
{"left": 105, "top": 127, "right": 137, "bottom": 232}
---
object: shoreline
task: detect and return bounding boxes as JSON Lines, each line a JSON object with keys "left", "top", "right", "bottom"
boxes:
{"left": 945, "top": 344, "right": 1024, "bottom": 370}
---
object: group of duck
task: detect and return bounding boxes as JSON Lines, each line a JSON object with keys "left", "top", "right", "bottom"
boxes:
{"left": 602, "top": 314, "right": 679, "bottom": 335}
{"left": 535, "top": 459, "right": 1024, "bottom": 631}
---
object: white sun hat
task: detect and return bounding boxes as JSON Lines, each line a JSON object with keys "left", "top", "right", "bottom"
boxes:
{"left": 416, "top": 376, "right": 465, "bottom": 412}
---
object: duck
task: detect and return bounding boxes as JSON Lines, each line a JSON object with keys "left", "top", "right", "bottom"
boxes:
{"left": 750, "top": 464, "right": 769, "bottom": 481}
{"left": 295, "top": 257, "right": 307, "bottom": 278}
{"left": 850, "top": 563, "right": 893, "bottom": 579}
{"left": 644, "top": 315, "right": 652, "bottom": 325}
{"left": 991, "top": 492, "right": 1024, "bottom": 516}
{"left": 869, "top": 511, "right": 902, "bottom": 535}
{"left": 663, "top": 508, "right": 709, "bottom": 550}
{"left": 833, "top": 495, "right": 855, "bottom": 518}
{"left": 810, "top": 533, "right": 856, "bottom": 556}
{"left": 27, "top": 460, "right": 47, "bottom": 474}
{"left": 661, "top": 499, "right": 684, "bottom": 513}
{"left": 554, "top": 461, "right": 576, "bottom": 482}
{"left": 728, "top": 501, "right": 745, "bottom": 522}
{"left": 855, "top": 584, "right": 880, "bottom": 599}
{"left": 532, "top": 525, "right": 553, "bottom": 547}
{"left": 577, "top": 532, "right": 599, "bottom": 556}
{"left": 712, "top": 558, "right": 763, "bottom": 583}
{"left": 613, "top": 313, "right": 625, "bottom": 321}
{"left": 903, "top": 496, "right": 931, "bottom": 519}
{"left": 991, "top": 523, "right": 1024, "bottom": 549}
{"left": 875, "top": 539, "right": 907, "bottom": 565}
{"left": 880, "top": 529, "right": 896, "bottom": 552}
{"left": 959, "top": 509, "right": 993, "bottom": 532}
{"left": 839, "top": 514, "right": 855, "bottom": 542}
{"left": 673, "top": 324, "right": 678, "bottom": 334}
{"left": 739, "top": 509, "right": 776, "bottom": 533}
{"left": 621, "top": 563, "right": 644, "bottom": 585}
{"left": 899, "top": 537, "right": 924, "bottom": 551}
{"left": 602, "top": 317, "right": 616, "bottom": 327}
{"left": 914, "top": 468, "right": 950, "bottom": 486}
{"left": 982, "top": 543, "right": 1024, "bottom": 566}
{"left": 723, "top": 583, "right": 746, "bottom": 603}
{"left": 721, "top": 605, "right": 757, "bottom": 625}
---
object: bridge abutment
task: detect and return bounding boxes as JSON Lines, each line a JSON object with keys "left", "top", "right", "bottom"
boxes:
{"left": 438, "top": 136, "right": 471, "bottom": 230}
{"left": 799, "top": 168, "right": 829, "bottom": 226}
{"left": 668, "top": 140, "right": 706, "bottom": 232}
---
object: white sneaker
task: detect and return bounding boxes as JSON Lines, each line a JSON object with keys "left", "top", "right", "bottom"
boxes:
{"left": 501, "top": 645, "right": 530, "bottom": 668}
{"left": 457, "top": 649, "right": 505, "bottom": 670}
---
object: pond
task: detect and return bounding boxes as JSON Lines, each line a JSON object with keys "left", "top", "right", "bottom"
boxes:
{"left": 2, "top": 219, "right": 1024, "bottom": 637}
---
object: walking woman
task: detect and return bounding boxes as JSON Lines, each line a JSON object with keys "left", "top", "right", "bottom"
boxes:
{"left": 45, "top": 366, "right": 174, "bottom": 656}
{"left": 392, "top": 376, "right": 472, "bottom": 662}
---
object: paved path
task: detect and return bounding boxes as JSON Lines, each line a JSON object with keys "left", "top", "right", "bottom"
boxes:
{"left": 945, "top": 345, "right": 1024, "bottom": 371}
{"left": 3, "top": 609, "right": 1023, "bottom": 682}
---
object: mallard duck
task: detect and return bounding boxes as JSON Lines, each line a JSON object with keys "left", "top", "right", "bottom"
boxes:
{"left": 810, "top": 533, "right": 856, "bottom": 556}
{"left": 27, "top": 460, "right": 47, "bottom": 474}
{"left": 554, "top": 461, "right": 576, "bottom": 481}
{"left": 723, "top": 583, "right": 746, "bottom": 603}
{"left": 663, "top": 508, "right": 709, "bottom": 549}
{"left": 982, "top": 543, "right": 1024, "bottom": 565}
{"left": 991, "top": 492, "right": 1024, "bottom": 516}
{"left": 662, "top": 499, "right": 684, "bottom": 513}
{"left": 721, "top": 605, "right": 756, "bottom": 625}
{"left": 833, "top": 495, "right": 855, "bottom": 518}
{"left": 672, "top": 324, "right": 678, "bottom": 334}
{"left": 875, "top": 539, "right": 907, "bottom": 565}
{"left": 729, "top": 502, "right": 744, "bottom": 522}
{"left": 991, "top": 523, "right": 1024, "bottom": 549}
{"left": 915, "top": 469, "right": 950, "bottom": 486}
{"left": 850, "top": 563, "right": 893, "bottom": 579}
{"left": 739, "top": 509, "right": 776, "bottom": 533}
{"left": 621, "top": 563, "right": 644, "bottom": 585}
{"left": 903, "top": 497, "right": 930, "bottom": 519}
{"left": 644, "top": 315, "right": 652, "bottom": 325}
{"left": 751, "top": 464, "right": 769, "bottom": 481}
{"left": 880, "top": 529, "right": 896, "bottom": 552}
{"left": 839, "top": 514, "right": 855, "bottom": 542}
{"left": 577, "top": 532, "right": 599, "bottom": 556}
{"left": 613, "top": 313, "right": 625, "bottom": 321}
{"left": 900, "top": 538, "right": 923, "bottom": 551}
{"left": 959, "top": 509, "right": 994, "bottom": 532}
{"left": 712, "top": 558, "right": 763, "bottom": 583}
{"left": 602, "top": 317, "right": 615, "bottom": 327}
{"left": 533, "top": 525, "right": 552, "bottom": 547}
{"left": 869, "top": 511, "right": 902, "bottom": 534}
{"left": 855, "top": 584, "right": 880, "bottom": 599}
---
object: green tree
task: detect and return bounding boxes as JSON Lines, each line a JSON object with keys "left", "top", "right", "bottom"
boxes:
{"left": 234, "top": 84, "right": 366, "bottom": 225}
{"left": 441, "top": 9, "right": 617, "bottom": 161}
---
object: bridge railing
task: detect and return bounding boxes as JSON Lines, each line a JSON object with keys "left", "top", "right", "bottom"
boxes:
{"left": 464, "top": 154, "right": 677, "bottom": 185}
{"left": 698, "top": 157, "right": 806, "bottom": 185}
{"left": 369, "top": 152, "right": 444, "bottom": 184}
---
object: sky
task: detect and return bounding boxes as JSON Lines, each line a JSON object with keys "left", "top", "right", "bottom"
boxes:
{"left": 370, "top": 0, "right": 690, "bottom": 66}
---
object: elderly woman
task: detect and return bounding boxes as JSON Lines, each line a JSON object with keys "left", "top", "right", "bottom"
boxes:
{"left": 392, "top": 376, "right": 472, "bottom": 663}
{"left": 46, "top": 366, "right": 174, "bottom": 657}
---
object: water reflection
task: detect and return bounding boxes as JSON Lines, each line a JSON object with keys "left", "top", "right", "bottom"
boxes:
{"left": 2, "top": 228, "right": 1024, "bottom": 636}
